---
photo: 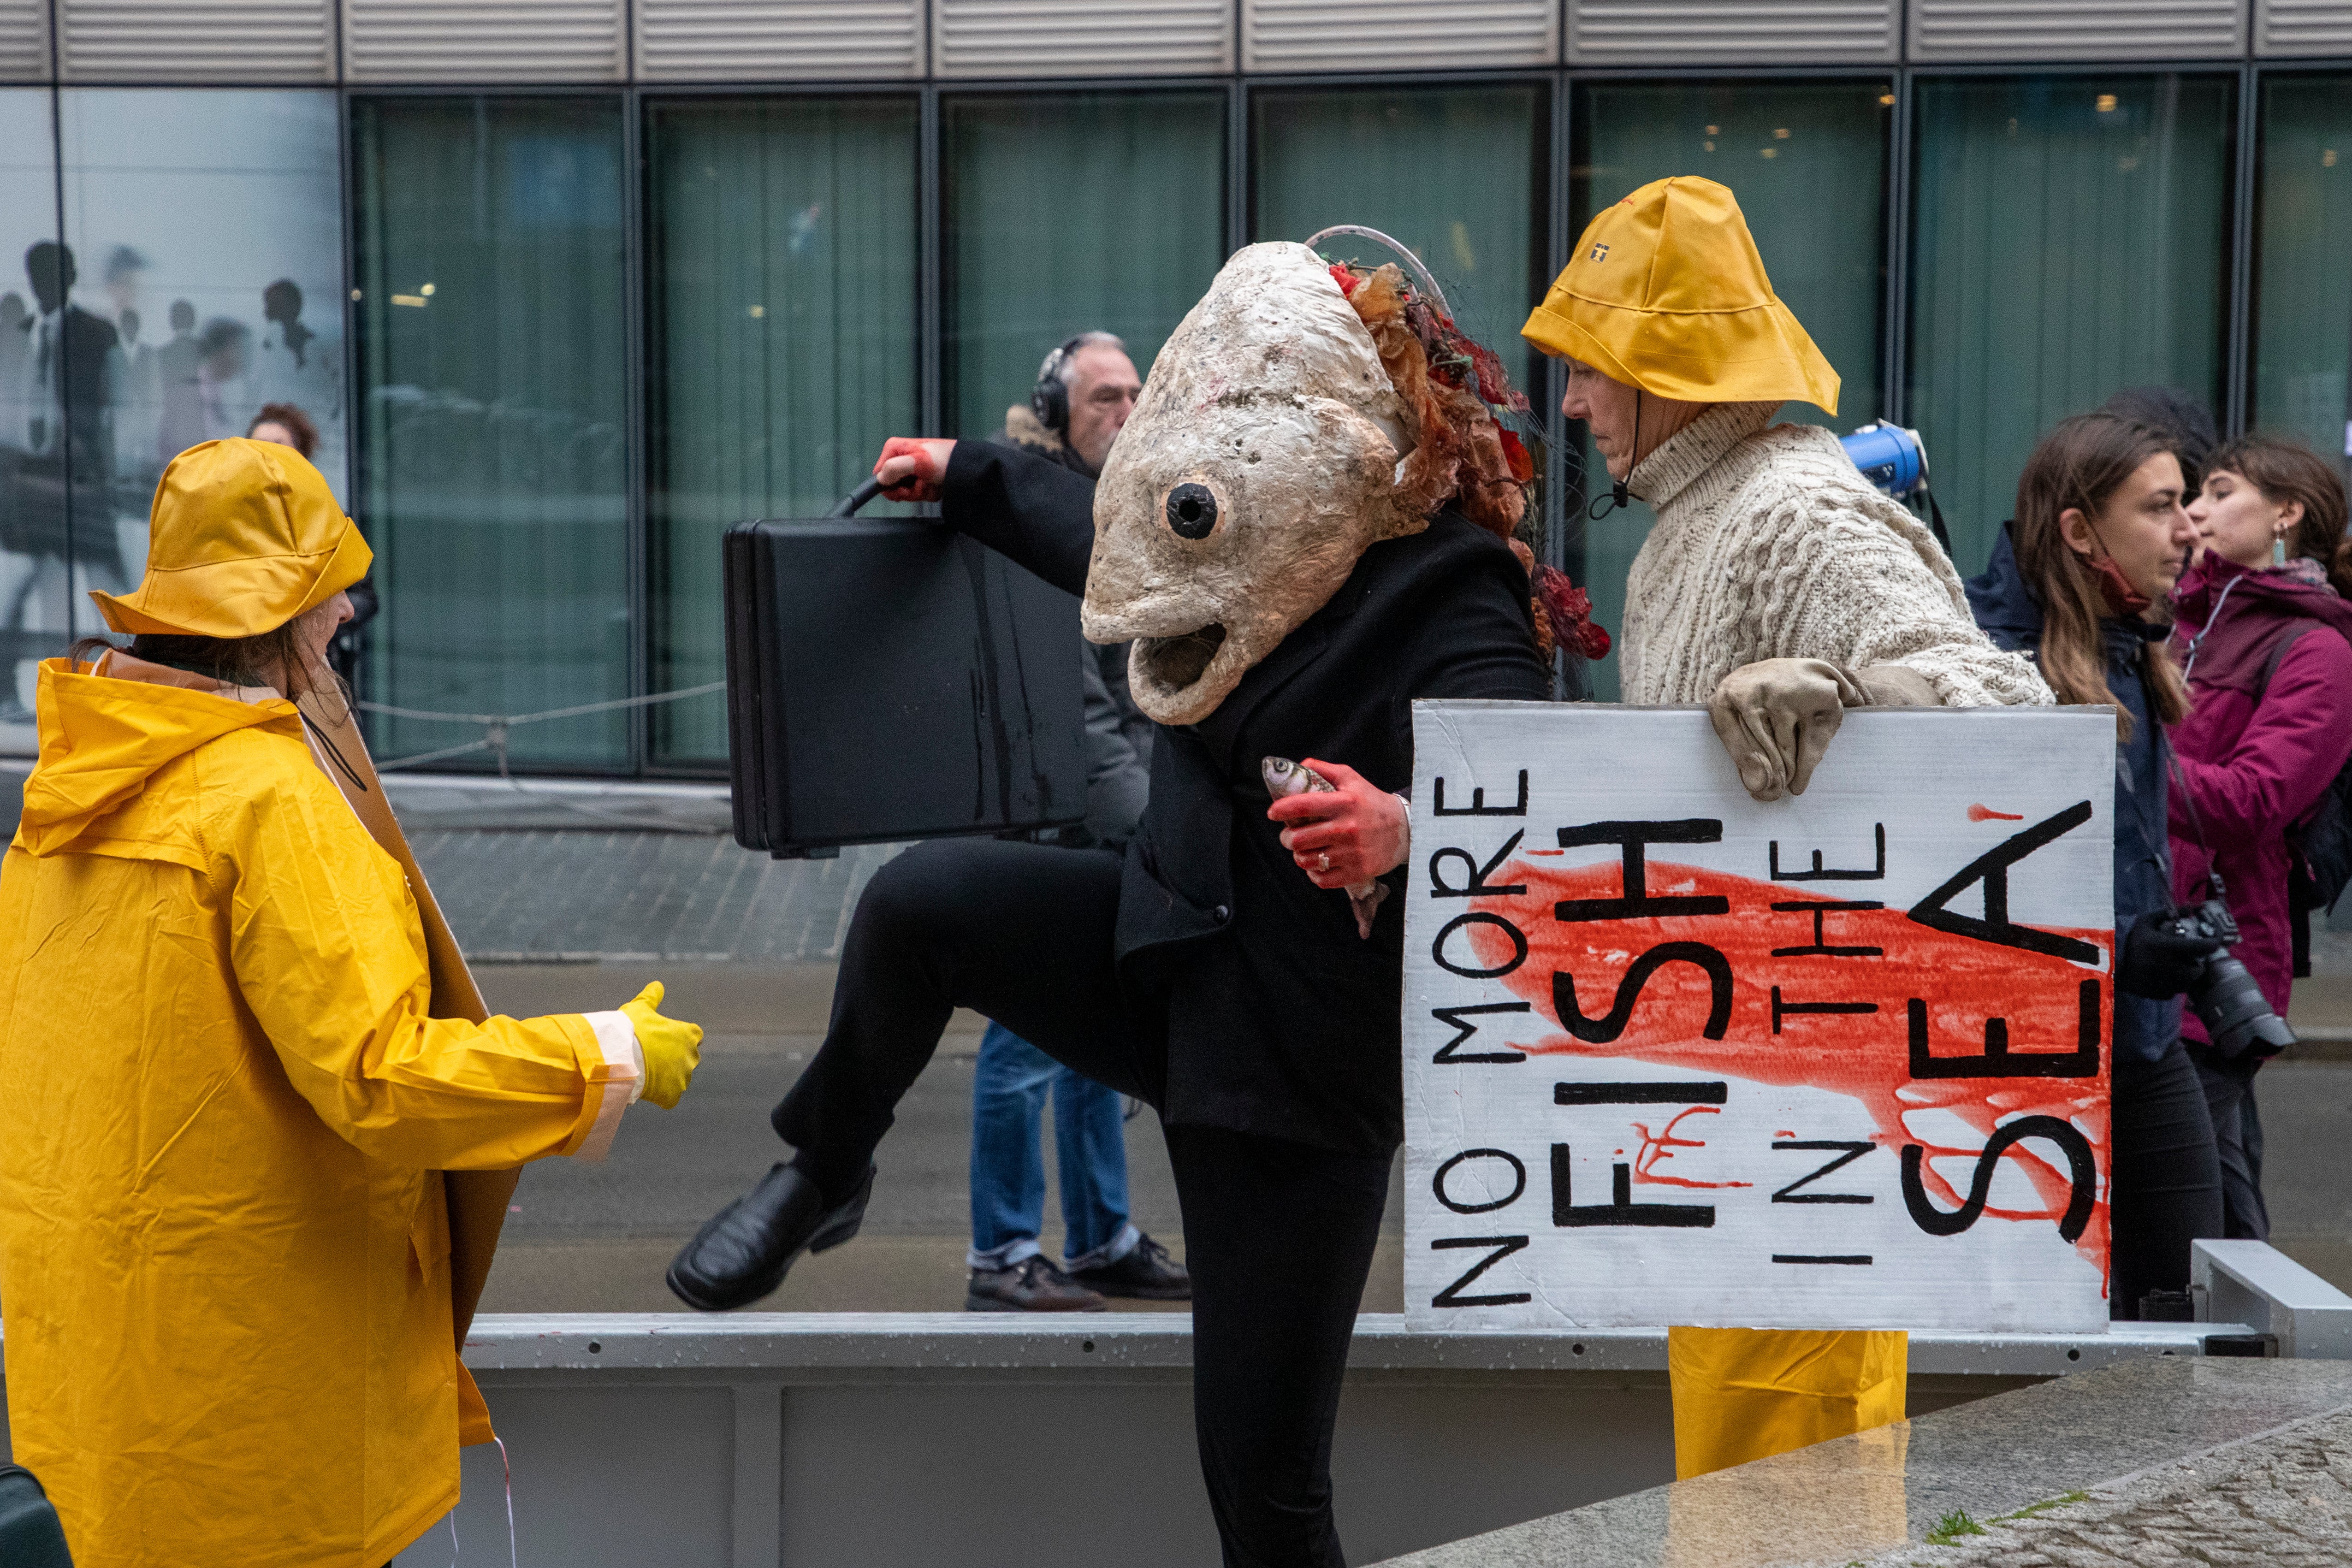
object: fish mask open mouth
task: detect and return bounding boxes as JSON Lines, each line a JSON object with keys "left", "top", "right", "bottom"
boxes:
{"left": 1079, "top": 241, "right": 1427, "bottom": 727}
{"left": 1136, "top": 624, "right": 1227, "bottom": 692}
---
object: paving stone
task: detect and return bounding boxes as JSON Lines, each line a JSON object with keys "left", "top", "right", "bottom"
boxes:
{"left": 1866, "top": 1408, "right": 2352, "bottom": 1567}
{"left": 408, "top": 828, "right": 901, "bottom": 961}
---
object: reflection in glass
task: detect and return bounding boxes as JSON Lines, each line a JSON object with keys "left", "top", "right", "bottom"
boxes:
{"left": 0, "top": 88, "right": 68, "bottom": 739}
{"left": 2251, "top": 75, "right": 2352, "bottom": 469}
{"left": 944, "top": 92, "right": 1225, "bottom": 440}
{"left": 61, "top": 89, "right": 347, "bottom": 518}
{"left": 352, "top": 96, "right": 631, "bottom": 771}
{"left": 1908, "top": 75, "right": 2234, "bottom": 574}
{"left": 647, "top": 97, "right": 919, "bottom": 767}
{"left": 1253, "top": 85, "right": 1545, "bottom": 390}
{"left": 1572, "top": 80, "right": 1891, "bottom": 699}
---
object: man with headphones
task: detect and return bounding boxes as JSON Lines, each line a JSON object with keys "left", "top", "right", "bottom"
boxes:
{"left": 963, "top": 330, "right": 1188, "bottom": 1312}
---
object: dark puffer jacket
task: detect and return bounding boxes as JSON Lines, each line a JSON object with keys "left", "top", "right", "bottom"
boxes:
{"left": 1966, "top": 526, "right": 2180, "bottom": 1065}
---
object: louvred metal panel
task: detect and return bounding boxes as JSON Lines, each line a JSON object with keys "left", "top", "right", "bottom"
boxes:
{"left": 1568, "top": 0, "right": 1894, "bottom": 64}
{"left": 0, "top": 0, "right": 48, "bottom": 80}
{"left": 638, "top": 0, "right": 923, "bottom": 80}
{"left": 60, "top": 0, "right": 332, "bottom": 80}
{"left": 934, "top": 0, "right": 1231, "bottom": 78}
{"left": 1908, "top": 0, "right": 2245, "bottom": 60}
{"left": 346, "top": 0, "right": 623, "bottom": 82}
{"left": 1248, "top": 0, "right": 1556, "bottom": 70}
{"left": 2256, "top": 0, "right": 2352, "bottom": 54}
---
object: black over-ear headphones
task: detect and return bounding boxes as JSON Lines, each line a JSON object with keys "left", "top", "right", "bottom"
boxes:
{"left": 1030, "top": 335, "right": 1088, "bottom": 436}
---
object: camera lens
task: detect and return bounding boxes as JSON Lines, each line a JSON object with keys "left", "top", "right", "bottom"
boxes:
{"left": 2189, "top": 952, "right": 2296, "bottom": 1061}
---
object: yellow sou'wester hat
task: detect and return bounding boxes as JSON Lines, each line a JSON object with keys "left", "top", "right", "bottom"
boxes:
{"left": 1522, "top": 176, "right": 1840, "bottom": 416}
{"left": 91, "top": 438, "right": 372, "bottom": 639}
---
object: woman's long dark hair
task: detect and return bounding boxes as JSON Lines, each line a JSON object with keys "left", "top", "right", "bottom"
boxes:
{"left": 2012, "top": 412, "right": 2190, "bottom": 740}
{"left": 2205, "top": 434, "right": 2352, "bottom": 599}
{"left": 70, "top": 622, "right": 324, "bottom": 703}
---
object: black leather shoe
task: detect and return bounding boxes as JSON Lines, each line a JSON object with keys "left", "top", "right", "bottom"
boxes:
{"left": 964, "top": 1255, "right": 1107, "bottom": 1313}
{"left": 666, "top": 1162, "right": 874, "bottom": 1311}
{"left": 1067, "top": 1232, "right": 1191, "bottom": 1301}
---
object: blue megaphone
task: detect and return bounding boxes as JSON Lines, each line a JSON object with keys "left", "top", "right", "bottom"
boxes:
{"left": 1841, "top": 421, "right": 1929, "bottom": 496}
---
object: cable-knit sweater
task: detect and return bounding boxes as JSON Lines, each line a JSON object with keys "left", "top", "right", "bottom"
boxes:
{"left": 1619, "top": 402, "right": 2053, "bottom": 709}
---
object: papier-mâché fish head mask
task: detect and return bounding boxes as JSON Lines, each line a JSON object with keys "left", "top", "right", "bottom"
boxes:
{"left": 1079, "top": 241, "right": 1427, "bottom": 726}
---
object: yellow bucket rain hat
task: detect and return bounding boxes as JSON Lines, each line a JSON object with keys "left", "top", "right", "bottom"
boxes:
{"left": 1522, "top": 176, "right": 1840, "bottom": 415}
{"left": 91, "top": 438, "right": 372, "bottom": 639}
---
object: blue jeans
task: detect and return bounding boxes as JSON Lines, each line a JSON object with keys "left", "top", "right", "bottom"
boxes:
{"left": 968, "top": 1021, "right": 1138, "bottom": 1271}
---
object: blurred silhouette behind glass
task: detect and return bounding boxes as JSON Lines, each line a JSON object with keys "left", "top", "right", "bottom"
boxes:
{"left": 0, "top": 243, "right": 121, "bottom": 723}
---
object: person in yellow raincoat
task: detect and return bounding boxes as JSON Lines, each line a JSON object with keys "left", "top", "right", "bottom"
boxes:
{"left": 1521, "top": 178, "right": 2053, "bottom": 1479}
{"left": 0, "top": 438, "right": 706, "bottom": 1568}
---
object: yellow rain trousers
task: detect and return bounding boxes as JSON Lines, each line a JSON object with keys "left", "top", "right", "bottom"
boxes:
{"left": 1668, "top": 1326, "right": 1908, "bottom": 1479}
{"left": 0, "top": 657, "right": 635, "bottom": 1568}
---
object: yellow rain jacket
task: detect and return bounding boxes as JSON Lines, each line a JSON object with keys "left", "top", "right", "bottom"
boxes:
{"left": 0, "top": 657, "right": 636, "bottom": 1568}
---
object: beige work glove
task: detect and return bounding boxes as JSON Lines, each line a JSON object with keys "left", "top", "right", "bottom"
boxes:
{"left": 1708, "top": 659, "right": 1942, "bottom": 800}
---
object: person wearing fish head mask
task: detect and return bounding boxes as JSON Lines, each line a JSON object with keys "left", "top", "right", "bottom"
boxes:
{"left": 670, "top": 242, "right": 1557, "bottom": 1563}
{"left": 1520, "top": 177, "right": 2053, "bottom": 1480}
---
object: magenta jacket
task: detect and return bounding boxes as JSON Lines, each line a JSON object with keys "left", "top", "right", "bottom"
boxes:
{"left": 2167, "top": 551, "right": 2352, "bottom": 1038}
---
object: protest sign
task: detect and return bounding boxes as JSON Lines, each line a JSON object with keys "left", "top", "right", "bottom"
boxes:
{"left": 1404, "top": 703, "right": 2116, "bottom": 1334}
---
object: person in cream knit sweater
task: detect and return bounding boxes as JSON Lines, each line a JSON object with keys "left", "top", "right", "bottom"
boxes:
{"left": 1617, "top": 398, "right": 2051, "bottom": 715}
{"left": 1522, "top": 176, "right": 2053, "bottom": 1483}
{"left": 1529, "top": 177, "right": 2051, "bottom": 806}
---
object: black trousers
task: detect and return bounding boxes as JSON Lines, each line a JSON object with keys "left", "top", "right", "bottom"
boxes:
{"left": 772, "top": 839, "right": 1392, "bottom": 1567}
{"left": 2108, "top": 1039, "right": 2225, "bottom": 1319}
{"left": 2189, "top": 1049, "right": 2269, "bottom": 1240}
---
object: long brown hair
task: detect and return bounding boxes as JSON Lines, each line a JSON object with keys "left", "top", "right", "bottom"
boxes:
{"left": 69, "top": 621, "right": 326, "bottom": 703}
{"left": 2205, "top": 434, "right": 2352, "bottom": 599}
{"left": 2012, "top": 412, "right": 2191, "bottom": 739}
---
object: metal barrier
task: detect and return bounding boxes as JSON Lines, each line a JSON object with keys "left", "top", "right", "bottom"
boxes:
{"left": 413, "top": 1302, "right": 2278, "bottom": 1566}
{"left": 3, "top": 1241, "right": 2342, "bottom": 1567}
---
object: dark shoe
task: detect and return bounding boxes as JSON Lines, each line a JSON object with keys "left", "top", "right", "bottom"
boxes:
{"left": 965, "top": 1254, "right": 1107, "bottom": 1313}
{"left": 1068, "top": 1232, "right": 1191, "bottom": 1302}
{"left": 666, "top": 1162, "right": 873, "bottom": 1312}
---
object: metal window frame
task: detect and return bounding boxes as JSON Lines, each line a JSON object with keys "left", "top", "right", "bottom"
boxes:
{"left": 1896, "top": 63, "right": 2249, "bottom": 461}
{"left": 934, "top": 77, "right": 1236, "bottom": 444}
{"left": 632, "top": 84, "right": 929, "bottom": 773}
{"left": 2238, "top": 62, "right": 2352, "bottom": 444}
{"left": 12, "top": 53, "right": 2297, "bottom": 779}
{"left": 342, "top": 84, "right": 643, "bottom": 776}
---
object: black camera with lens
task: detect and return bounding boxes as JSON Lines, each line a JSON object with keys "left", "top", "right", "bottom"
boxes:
{"left": 2154, "top": 898, "right": 2298, "bottom": 1062}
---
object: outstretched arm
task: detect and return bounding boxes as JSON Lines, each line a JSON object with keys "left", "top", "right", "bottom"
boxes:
{"left": 873, "top": 437, "right": 1095, "bottom": 597}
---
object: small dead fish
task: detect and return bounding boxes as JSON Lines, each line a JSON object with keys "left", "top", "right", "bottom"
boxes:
{"left": 1262, "top": 756, "right": 1389, "bottom": 940}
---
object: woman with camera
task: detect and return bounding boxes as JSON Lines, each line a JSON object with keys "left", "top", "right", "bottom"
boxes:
{"left": 1966, "top": 411, "right": 2223, "bottom": 1320}
{"left": 2167, "top": 437, "right": 2352, "bottom": 1240}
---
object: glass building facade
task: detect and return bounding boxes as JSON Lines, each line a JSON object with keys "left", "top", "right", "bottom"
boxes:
{"left": 0, "top": 65, "right": 2344, "bottom": 754}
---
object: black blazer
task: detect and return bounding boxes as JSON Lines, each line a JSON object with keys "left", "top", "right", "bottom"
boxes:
{"left": 944, "top": 441, "right": 1551, "bottom": 1155}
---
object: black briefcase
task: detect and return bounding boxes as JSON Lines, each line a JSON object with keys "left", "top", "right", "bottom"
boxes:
{"left": 724, "top": 480, "right": 1087, "bottom": 858}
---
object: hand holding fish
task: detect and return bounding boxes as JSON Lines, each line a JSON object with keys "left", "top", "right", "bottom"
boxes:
{"left": 1263, "top": 757, "right": 1410, "bottom": 939}
{"left": 874, "top": 437, "right": 957, "bottom": 503}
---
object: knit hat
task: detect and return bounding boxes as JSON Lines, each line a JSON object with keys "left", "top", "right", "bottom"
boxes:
{"left": 1521, "top": 176, "right": 1840, "bottom": 415}
{"left": 91, "top": 438, "right": 372, "bottom": 639}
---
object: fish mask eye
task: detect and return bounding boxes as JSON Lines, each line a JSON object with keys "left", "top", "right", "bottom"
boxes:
{"left": 1166, "top": 482, "right": 1218, "bottom": 540}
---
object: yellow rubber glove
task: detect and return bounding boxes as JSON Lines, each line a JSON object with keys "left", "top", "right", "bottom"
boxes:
{"left": 620, "top": 982, "right": 704, "bottom": 1110}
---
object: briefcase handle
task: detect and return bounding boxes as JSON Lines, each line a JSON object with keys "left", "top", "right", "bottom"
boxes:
{"left": 828, "top": 477, "right": 884, "bottom": 519}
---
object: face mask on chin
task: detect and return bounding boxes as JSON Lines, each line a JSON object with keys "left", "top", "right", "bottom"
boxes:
{"left": 2088, "top": 550, "right": 2151, "bottom": 618}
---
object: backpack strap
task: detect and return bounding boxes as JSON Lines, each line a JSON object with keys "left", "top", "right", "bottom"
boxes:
{"left": 2253, "top": 620, "right": 2324, "bottom": 706}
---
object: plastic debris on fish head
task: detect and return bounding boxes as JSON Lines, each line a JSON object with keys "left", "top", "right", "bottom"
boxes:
{"left": 1083, "top": 241, "right": 1422, "bottom": 726}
